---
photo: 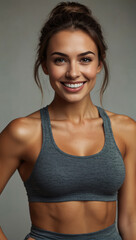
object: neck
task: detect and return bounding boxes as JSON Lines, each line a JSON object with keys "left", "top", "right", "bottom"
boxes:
{"left": 48, "top": 94, "right": 99, "bottom": 124}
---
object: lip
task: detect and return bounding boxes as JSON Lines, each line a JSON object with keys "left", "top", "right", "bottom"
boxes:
{"left": 60, "top": 81, "right": 87, "bottom": 84}
{"left": 61, "top": 81, "right": 86, "bottom": 93}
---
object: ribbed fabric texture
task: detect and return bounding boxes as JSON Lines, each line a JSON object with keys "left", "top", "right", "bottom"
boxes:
{"left": 24, "top": 105, "right": 125, "bottom": 202}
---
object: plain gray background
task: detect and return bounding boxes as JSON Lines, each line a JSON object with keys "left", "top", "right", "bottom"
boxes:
{"left": 0, "top": 0, "right": 136, "bottom": 239}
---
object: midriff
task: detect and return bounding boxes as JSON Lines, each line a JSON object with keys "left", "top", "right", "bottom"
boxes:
{"left": 29, "top": 201, "right": 116, "bottom": 234}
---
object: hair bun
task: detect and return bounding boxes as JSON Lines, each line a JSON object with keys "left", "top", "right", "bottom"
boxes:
{"left": 49, "top": 1, "right": 92, "bottom": 18}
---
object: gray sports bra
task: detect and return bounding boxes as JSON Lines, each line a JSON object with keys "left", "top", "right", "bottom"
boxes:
{"left": 23, "top": 105, "right": 125, "bottom": 202}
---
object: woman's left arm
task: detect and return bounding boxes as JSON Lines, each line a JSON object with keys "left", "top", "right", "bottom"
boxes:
{"left": 118, "top": 116, "right": 136, "bottom": 240}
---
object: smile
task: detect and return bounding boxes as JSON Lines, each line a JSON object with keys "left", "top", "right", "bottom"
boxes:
{"left": 61, "top": 82, "right": 86, "bottom": 89}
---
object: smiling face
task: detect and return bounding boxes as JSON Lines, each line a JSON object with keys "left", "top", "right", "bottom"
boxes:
{"left": 43, "top": 29, "right": 102, "bottom": 103}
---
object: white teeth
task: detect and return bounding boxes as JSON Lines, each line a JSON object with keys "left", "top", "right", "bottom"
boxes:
{"left": 63, "top": 83, "right": 83, "bottom": 88}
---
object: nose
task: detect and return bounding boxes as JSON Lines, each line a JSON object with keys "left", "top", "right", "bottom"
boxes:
{"left": 65, "top": 61, "right": 80, "bottom": 80}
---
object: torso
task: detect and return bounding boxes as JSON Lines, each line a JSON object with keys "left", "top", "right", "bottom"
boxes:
{"left": 18, "top": 106, "right": 126, "bottom": 234}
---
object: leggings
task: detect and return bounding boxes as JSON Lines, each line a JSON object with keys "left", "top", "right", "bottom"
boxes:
{"left": 24, "top": 222, "right": 122, "bottom": 240}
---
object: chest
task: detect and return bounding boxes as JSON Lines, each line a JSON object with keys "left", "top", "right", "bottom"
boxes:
{"left": 50, "top": 119, "right": 105, "bottom": 156}
{"left": 24, "top": 126, "right": 125, "bottom": 202}
{"left": 22, "top": 112, "right": 126, "bottom": 203}
{"left": 19, "top": 115, "right": 125, "bottom": 182}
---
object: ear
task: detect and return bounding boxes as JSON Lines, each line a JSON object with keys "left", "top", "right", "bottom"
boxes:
{"left": 42, "top": 62, "right": 49, "bottom": 75}
{"left": 97, "top": 61, "right": 103, "bottom": 73}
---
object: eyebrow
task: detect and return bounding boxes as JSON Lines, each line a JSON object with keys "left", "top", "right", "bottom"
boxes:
{"left": 50, "top": 51, "right": 95, "bottom": 57}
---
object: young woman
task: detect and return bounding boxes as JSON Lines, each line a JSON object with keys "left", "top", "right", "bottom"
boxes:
{"left": 0, "top": 2, "right": 136, "bottom": 240}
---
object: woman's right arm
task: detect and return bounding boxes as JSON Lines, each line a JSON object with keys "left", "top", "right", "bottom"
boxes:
{"left": 0, "top": 118, "right": 28, "bottom": 239}
{"left": 0, "top": 227, "right": 8, "bottom": 240}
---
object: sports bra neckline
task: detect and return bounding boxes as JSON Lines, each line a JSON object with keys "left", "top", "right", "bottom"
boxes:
{"left": 45, "top": 105, "right": 108, "bottom": 159}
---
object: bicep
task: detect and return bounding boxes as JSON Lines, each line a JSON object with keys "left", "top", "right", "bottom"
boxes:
{"left": 0, "top": 120, "right": 25, "bottom": 193}
{"left": 0, "top": 158, "right": 19, "bottom": 194}
{"left": 118, "top": 119, "right": 136, "bottom": 226}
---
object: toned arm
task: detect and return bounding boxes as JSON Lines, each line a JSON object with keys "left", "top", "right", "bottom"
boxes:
{"left": 117, "top": 116, "right": 136, "bottom": 240}
{"left": 0, "top": 118, "right": 28, "bottom": 193}
{"left": 0, "top": 118, "right": 31, "bottom": 239}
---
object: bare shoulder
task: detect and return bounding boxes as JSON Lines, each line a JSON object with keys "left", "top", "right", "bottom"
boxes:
{"left": 105, "top": 108, "right": 136, "bottom": 145}
{"left": 1, "top": 109, "right": 41, "bottom": 144}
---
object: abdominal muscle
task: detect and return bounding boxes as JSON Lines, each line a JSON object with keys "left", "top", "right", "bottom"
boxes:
{"left": 29, "top": 200, "right": 116, "bottom": 234}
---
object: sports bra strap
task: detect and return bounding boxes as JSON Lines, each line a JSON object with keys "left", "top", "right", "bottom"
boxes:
{"left": 97, "top": 106, "right": 112, "bottom": 136}
{"left": 40, "top": 106, "right": 51, "bottom": 145}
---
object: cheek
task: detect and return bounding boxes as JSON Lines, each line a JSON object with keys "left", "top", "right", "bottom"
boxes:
{"left": 48, "top": 65, "right": 66, "bottom": 80}
{"left": 84, "top": 65, "right": 99, "bottom": 79}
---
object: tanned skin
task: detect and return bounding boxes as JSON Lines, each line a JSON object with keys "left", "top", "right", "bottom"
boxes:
{"left": 0, "top": 30, "right": 136, "bottom": 240}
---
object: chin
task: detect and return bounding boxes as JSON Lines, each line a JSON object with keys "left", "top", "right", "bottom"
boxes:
{"left": 61, "top": 95, "right": 87, "bottom": 104}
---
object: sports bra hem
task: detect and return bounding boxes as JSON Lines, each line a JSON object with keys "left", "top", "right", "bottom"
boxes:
{"left": 27, "top": 197, "right": 117, "bottom": 203}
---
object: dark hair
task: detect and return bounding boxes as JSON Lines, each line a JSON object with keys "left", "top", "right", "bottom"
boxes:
{"left": 34, "top": 1, "right": 109, "bottom": 106}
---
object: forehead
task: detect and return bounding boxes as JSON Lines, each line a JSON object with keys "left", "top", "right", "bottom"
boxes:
{"left": 47, "top": 29, "right": 98, "bottom": 55}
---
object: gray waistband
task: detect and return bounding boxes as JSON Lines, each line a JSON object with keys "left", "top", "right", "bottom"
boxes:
{"left": 25, "top": 222, "right": 122, "bottom": 240}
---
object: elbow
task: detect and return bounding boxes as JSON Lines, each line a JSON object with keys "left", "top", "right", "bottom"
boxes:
{"left": 118, "top": 217, "right": 136, "bottom": 239}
